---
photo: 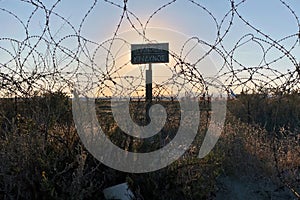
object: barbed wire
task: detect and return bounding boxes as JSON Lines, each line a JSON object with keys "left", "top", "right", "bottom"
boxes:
{"left": 0, "top": 0, "right": 299, "bottom": 98}
{"left": 0, "top": 1, "right": 299, "bottom": 197}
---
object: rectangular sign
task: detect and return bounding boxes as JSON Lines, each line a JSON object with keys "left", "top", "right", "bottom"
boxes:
{"left": 131, "top": 43, "right": 169, "bottom": 64}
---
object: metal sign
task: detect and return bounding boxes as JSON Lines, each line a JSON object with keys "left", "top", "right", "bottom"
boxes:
{"left": 131, "top": 43, "right": 169, "bottom": 64}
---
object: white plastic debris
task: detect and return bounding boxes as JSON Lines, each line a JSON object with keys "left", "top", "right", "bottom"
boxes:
{"left": 103, "top": 183, "right": 134, "bottom": 200}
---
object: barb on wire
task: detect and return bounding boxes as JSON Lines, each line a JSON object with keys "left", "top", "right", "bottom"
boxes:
{"left": 0, "top": 0, "right": 299, "bottom": 98}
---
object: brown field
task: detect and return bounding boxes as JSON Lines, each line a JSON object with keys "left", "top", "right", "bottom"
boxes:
{"left": 0, "top": 92, "right": 299, "bottom": 199}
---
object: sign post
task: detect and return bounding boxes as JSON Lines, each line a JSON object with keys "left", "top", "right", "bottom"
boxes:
{"left": 131, "top": 43, "right": 169, "bottom": 102}
{"left": 146, "top": 63, "right": 152, "bottom": 102}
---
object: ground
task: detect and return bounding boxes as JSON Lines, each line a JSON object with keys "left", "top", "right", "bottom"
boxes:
{"left": 216, "top": 175, "right": 295, "bottom": 200}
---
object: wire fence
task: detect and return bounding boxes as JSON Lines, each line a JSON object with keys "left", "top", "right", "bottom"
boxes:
{"left": 0, "top": 0, "right": 299, "bottom": 98}
{"left": 0, "top": 1, "right": 299, "bottom": 199}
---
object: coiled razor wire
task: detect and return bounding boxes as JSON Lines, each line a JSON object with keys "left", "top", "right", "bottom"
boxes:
{"left": 0, "top": 0, "right": 299, "bottom": 98}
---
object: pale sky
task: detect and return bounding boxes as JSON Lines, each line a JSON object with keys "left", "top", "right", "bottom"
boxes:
{"left": 0, "top": 0, "right": 299, "bottom": 95}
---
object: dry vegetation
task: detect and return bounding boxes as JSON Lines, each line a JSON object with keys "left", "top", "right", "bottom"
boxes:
{"left": 0, "top": 92, "right": 299, "bottom": 199}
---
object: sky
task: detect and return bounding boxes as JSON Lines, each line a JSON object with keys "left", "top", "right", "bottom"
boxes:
{"left": 0, "top": 0, "right": 299, "bottom": 95}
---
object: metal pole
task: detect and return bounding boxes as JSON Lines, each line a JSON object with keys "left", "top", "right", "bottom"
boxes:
{"left": 145, "top": 63, "right": 152, "bottom": 124}
{"left": 146, "top": 63, "right": 152, "bottom": 102}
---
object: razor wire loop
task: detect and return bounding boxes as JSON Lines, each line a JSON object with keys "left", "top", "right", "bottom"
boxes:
{"left": 0, "top": 0, "right": 299, "bottom": 97}
{"left": 0, "top": 0, "right": 298, "bottom": 191}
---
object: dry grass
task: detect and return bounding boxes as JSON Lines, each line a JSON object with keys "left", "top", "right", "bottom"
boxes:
{"left": 0, "top": 93, "right": 299, "bottom": 199}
